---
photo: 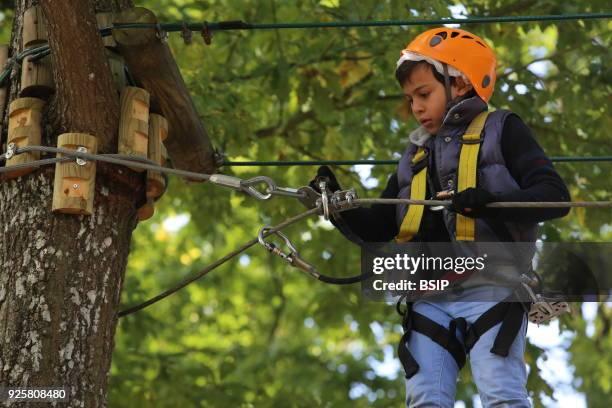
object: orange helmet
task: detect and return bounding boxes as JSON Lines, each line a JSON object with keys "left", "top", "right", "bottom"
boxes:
{"left": 398, "top": 28, "right": 497, "bottom": 102}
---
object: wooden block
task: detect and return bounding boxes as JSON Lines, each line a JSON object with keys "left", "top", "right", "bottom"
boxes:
{"left": 118, "top": 86, "right": 150, "bottom": 171}
{"left": 52, "top": 133, "right": 98, "bottom": 215}
{"left": 23, "top": 6, "right": 48, "bottom": 49}
{"left": 106, "top": 49, "right": 126, "bottom": 93}
{"left": 113, "top": 7, "right": 216, "bottom": 176}
{"left": 137, "top": 198, "right": 155, "bottom": 221}
{"left": 20, "top": 54, "right": 54, "bottom": 97}
{"left": 96, "top": 12, "right": 117, "bottom": 49}
{"left": 146, "top": 113, "right": 167, "bottom": 198}
{"left": 0, "top": 45, "right": 8, "bottom": 139}
{"left": 5, "top": 97, "right": 45, "bottom": 178}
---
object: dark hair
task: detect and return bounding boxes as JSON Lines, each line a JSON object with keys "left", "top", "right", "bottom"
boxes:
{"left": 395, "top": 60, "right": 477, "bottom": 99}
{"left": 395, "top": 60, "right": 449, "bottom": 87}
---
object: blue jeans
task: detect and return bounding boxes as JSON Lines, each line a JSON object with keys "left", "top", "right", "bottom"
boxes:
{"left": 404, "top": 287, "right": 531, "bottom": 407}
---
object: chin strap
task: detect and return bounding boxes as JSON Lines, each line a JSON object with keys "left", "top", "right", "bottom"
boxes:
{"left": 442, "top": 63, "right": 453, "bottom": 105}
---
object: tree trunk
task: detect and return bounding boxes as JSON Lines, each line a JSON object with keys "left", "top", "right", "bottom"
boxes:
{"left": 0, "top": 1, "right": 139, "bottom": 406}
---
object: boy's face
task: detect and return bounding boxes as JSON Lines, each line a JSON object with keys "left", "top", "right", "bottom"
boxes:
{"left": 402, "top": 63, "right": 470, "bottom": 135}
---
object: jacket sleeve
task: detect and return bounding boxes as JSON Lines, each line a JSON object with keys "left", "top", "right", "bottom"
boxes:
{"left": 492, "top": 114, "right": 571, "bottom": 222}
{"left": 330, "top": 172, "right": 400, "bottom": 242}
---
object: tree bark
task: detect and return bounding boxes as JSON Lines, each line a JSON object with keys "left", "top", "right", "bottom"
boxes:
{"left": 0, "top": 1, "right": 137, "bottom": 407}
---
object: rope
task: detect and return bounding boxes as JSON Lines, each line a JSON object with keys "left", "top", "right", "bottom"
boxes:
{"left": 105, "top": 13, "right": 612, "bottom": 34}
{"left": 118, "top": 206, "right": 321, "bottom": 317}
{"left": 354, "top": 198, "right": 612, "bottom": 208}
{"left": 2, "top": 146, "right": 611, "bottom": 208}
{"left": 2, "top": 12, "right": 610, "bottom": 85}
{"left": 221, "top": 156, "right": 612, "bottom": 167}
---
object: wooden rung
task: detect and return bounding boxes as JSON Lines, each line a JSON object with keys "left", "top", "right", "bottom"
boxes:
{"left": 118, "top": 86, "right": 150, "bottom": 171}
{"left": 106, "top": 49, "right": 126, "bottom": 93}
{"left": 20, "top": 54, "right": 54, "bottom": 98}
{"left": 146, "top": 113, "right": 168, "bottom": 198}
{"left": 96, "top": 12, "right": 117, "bottom": 49}
{"left": 52, "top": 133, "right": 98, "bottom": 215}
{"left": 5, "top": 97, "right": 45, "bottom": 179}
{"left": 23, "top": 6, "right": 48, "bottom": 49}
{"left": 137, "top": 198, "right": 155, "bottom": 221}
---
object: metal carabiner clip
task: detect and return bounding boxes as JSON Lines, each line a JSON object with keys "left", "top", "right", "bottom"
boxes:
{"left": 240, "top": 176, "right": 277, "bottom": 200}
{"left": 258, "top": 226, "right": 320, "bottom": 279}
{"left": 318, "top": 180, "right": 331, "bottom": 220}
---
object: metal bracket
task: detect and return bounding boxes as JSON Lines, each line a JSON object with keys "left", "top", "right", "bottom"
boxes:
{"left": 330, "top": 188, "right": 358, "bottom": 211}
{"left": 5, "top": 143, "right": 16, "bottom": 160}
{"left": 181, "top": 22, "right": 193, "bottom": 45}
{"left": 520, "top": 281, "right": 570, "bottom": 325}
{"left": 297, "top": 186, "right": 321, "bottom": 209}
{"left": 75, "top": 146, "right": 88, "bottom": 166}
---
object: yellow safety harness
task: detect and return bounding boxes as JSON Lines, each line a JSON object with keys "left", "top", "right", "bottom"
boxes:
{"left": 396, "top": 111, "right": 490, "bottom": 242}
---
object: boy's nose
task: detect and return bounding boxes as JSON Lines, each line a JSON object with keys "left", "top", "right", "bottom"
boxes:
{"left": 412, "top": 101, "right": 425, "bottom": 114}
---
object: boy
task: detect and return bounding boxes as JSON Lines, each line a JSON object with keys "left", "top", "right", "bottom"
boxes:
{"left": 310, "top": 28, "right": 570, "bottom": 407}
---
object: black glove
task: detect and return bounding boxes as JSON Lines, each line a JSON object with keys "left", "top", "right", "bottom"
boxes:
{"left": 451, "top": 187, "right": 498, "bottom": 218}
{"left": 308, "top": 165, "right": 341, "bottom": 193}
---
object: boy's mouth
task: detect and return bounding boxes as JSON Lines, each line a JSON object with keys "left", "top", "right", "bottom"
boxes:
{"left": 420, "top": 119, "right": 432, "bottom": 127}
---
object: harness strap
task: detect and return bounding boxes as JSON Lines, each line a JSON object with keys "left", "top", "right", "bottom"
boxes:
{"left": 456, "top": 111, "right": 490, "bottom": 241}
{"left": 464, "top": 300, "right": 529, "bottom": 357}
{"left": 396, "top": 147, "right": 428, "bottom": 243}
{"left": 397, "top": 306, "right": 467, "bottom": 379}
{"left": 397, "top": 296, "right": 529, "bottom": 378}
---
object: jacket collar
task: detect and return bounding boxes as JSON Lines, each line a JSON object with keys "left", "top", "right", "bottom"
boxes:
{"left": 439, "top": 95, "right": 488, "bottom": 131}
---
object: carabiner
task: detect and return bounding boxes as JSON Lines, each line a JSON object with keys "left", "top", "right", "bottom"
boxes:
{"left": 258, "top": 226, "right": 319, "bottom": 279}
{"left": 240, "top": 176, "right": 277, "bottom": 200}
{"left": 319, "top": 180, "right": 331, "bottom": 220}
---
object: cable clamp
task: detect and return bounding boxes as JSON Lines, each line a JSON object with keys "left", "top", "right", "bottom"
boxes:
{"left": 75, "top": 146, "right": 88, "bottom": 166}
{"left": 155, "top": 23, "right": 169, "bottom": 41}
{"left": 6, "top": 143, "right": 16, "bottom": 160}
{"left": 201, "top": 21, "right": 213, "bottom": 45}
{"left": 181, "top": 21, "right": 193, "bottom": 44}
{"left": 258, "top": 226, "right": 319, "bottom": 279}
{"left": 330, "top": 188, "right": 358, "bottom": 211}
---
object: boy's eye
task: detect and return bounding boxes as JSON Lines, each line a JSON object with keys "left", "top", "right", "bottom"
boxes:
{"left": 419, "top": 92, "right": 429, "bottom": 98}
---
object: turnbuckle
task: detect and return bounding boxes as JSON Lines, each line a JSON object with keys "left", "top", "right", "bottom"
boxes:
{"left": 258, "top": 226, "right": 320, "bottom": 279}
{"left": 208, "top": 174, "right": 277, "bottom": 200}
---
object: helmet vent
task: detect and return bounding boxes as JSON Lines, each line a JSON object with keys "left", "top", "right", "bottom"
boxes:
{"left": 476, "top": 40, "right": 486, "bottom": 48}
{"left": 461, "top": 35, "right": 473, "bottom": 39}
{"left": 435, "top": 31, "right": 448, "bottom": 39}
{"left": 429, "top": 36, "right": 443, "bottom": 47}
{"left": 450, "top": 31, "right": 460, "bottom": 38}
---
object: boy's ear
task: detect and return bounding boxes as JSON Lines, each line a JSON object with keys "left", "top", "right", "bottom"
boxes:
{"left": 453, "top": 76, "right": 474, "bottom": 97}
